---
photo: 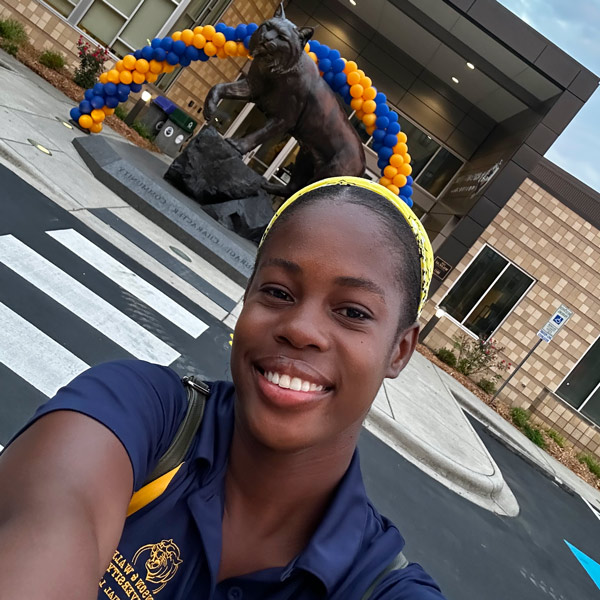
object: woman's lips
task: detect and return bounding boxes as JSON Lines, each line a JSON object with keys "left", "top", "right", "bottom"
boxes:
{"left": 254, "top": 367, "right": 330, "bottom": 409}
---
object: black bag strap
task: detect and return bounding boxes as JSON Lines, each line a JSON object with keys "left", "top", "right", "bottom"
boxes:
{"left": 143, "top": 376, "right": 209, "bottom": 486}
{"left": 360, "top": 551, "right": 409, "bottom": 600}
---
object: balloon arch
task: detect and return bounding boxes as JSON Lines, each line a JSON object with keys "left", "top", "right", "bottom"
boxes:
{"left": 70, "top": 22, "right": 414, "bottom": 206}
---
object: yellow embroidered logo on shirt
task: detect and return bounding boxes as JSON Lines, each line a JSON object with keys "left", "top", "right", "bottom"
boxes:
{"left": 132, "top": 539, "right": 183, "bottom": 594}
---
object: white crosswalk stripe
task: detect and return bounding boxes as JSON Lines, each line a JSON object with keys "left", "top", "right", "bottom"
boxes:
{"left": 0, "top": 301, "right": 89, "bottom": 397}
{"left": 0, "top": 234, "right": 180, "bottom": 365}
{"left": 47, "top": 228, "right": 209, "bottom": 338}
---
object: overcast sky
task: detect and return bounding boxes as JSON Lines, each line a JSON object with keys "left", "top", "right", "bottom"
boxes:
{"left": 497, "top": 0, "right": 600, "bottom": 192}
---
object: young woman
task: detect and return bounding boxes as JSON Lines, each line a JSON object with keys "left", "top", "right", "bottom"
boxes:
{"left": 0, "top": 177, "right": 444, "bottom": 599}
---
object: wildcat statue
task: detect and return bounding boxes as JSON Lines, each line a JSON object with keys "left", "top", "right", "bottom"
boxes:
{"left": 202, "top": 3, "right": 366, "bottom": 196}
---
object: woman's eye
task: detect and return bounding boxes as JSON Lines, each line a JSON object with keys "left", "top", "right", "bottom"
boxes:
{"left": 338, "top": 307, "right": 371, "bottom": 320}
{"left": 262, "top": 287, "right": 291, "bottom": 301}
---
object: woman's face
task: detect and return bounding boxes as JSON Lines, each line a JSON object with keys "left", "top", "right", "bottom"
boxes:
{"left": 230, "top": 200, "right": 418, "bottom": 452}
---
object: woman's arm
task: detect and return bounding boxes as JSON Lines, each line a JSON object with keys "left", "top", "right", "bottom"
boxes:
{"left": 0, "top": 410, "right": 133, "bottom": 600}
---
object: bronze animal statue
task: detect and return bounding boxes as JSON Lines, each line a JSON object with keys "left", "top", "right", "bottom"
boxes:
{"left": 202, "top": 4, "right": 366, "bottom": 196}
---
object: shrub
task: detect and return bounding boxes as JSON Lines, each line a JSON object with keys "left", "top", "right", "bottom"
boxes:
{"left": 0, "top": 18, "right": 28, "bottom": 45}
{"left": 546, "top": 429, "right": 566, "bottom": 448}
{"left": 114, "top": 105, "right": 128, "bottom": 121}
{"left": 451, "top": 333, "right": 511, "bottom": 381}
{"left": 477, "top": 378, "right": 496, "bottom": 395}
{"left": 511, "top": 406, "right": 530, "bottom": 429}
{"left": 579, "top": 454, "right": 600, "bottom": 478}
{"left": 73, "top": 35, "right": 109, "bottom": 89}
{"left": 523, "top": 423, "right": 546, "bottom": 449}
{"left": 0, "top": 41, "right": 18, "bottom": 56}
{"left": 436, "top": 348, "right": 456, "bottom": 368}
{"left": 39, "top": 49, "right": 66, "bottom": 70}
{"left": 132, "top": 120, "right": 152, "bottom": 140}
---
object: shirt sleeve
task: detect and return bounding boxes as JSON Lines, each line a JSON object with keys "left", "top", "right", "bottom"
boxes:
{"left": 371, "top": 563, "right": 447, "bottom": 599}
{"left": 11, "top": 359, "right": 188, "bottom": 491}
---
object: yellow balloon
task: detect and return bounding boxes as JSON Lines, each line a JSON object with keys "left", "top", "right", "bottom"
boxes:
{"left": 366, "top": 125, "right": 376, "bottom": 135}
{"left": 304, "top": 43, "right": 310, "bottom": 53}
{"left": 344, "top": 60, "right": 358, "bottom": 74}
{"left": 107, "top": 69, "right": 120, "bottom": 84}
{"left": 135, "top": 58, "right": 149, "bottom": 74}
{"left": 393, "top": 174, "right": 407, "bottom": 188}
{"left": 115, "top": 60, "right": 124, "bottom": 72}
{"left": 149, "top": 59, "right": 163, "bottom": 74}
{"left": 224, "top": 41, "right": 238, "bottom": 56}
{"left": 193, "top": 33, "right": 206, "bottom": 49}
{"left": 350, "top": 84, "right": 364, "bottom": 98}
{"left": 216, "top": 47, "right": 227, "bottom": 59}
{"left": 362, "top": 100, "right": 376, "bottom": 114}
{"left": 237, "top": 42, "right": 249, "bottom": 57}
{"left": 404, "top": 153, "right": 412, "bottom": 164}
{"left": 400, "top": 163, "right": 412, "bottom": 176}
{"left": 204, "top": 41, "right": 217, "bottom": 56}
{"left": 79, "top": 114, "right": 93, "bottom": 129}
{"left": 362, "top": 113, "right": 377, "bottom": 127}
{"left": 397, "top": 131, "right": 408, "bottom": 144}
{"left": 171, "top": 31, "right": 182, "bottom": 42}
{"left": 395, "top": 142, "right": 408, "bottom": 155}
{"left": 212, "top": 32, "right": 226, "bottom": 47}
{"left": 383, "top": 165, "right": 398, "bottom": 179}
{"left": 90, "top": 122, "right": 103, "bottom": 133}
{"left": 163, "top": 63, "right": 175, "bottom": 73}
{"left": 390, "top": 154, "right": 404, "bottom": 168}
{"left": 347, "top": 71, "right": 361, "bottom": 86}
{"left": 362, "top": 87, "right": 377, "bottom": 101}
{"left": 91, "top": 109, "right": 105, "bottom": 122}
{"left": 355, "top": 109, "right": 365, "bottom": 120}
{"left": 359, "top": 76, "right": 372, "bottom": 89}
{"left": 350, "top": 98, "right": 363, "bottom": 112}
{"left": 122, "top": 54, "right": 137, "bottom": 70}
{"left": 145, "top": 72, "right": 158, "bottom": 83}
{"left": 181, "top": 29, "right": 194, "bottom": 45}
{"left": 99, "top": 72, "right": 109, "bottom": 84}
{"left": 203, "top": 25, "right": 216, "bottom": 40}
{"left": 132, "top": 71, "right": 146, "bottom": 84}
{"left": 387, "top": 184, "right": 400, "bottom": 195}
{"left": 102, "top": 106, "right": 115, "bottom": 116}
{"left": 119, "top": 70, "right": 133, "bottom": 85}
{"left": 193, "top": 26, "right": 203, "bottom": 35}
{"left": 379, "top": 176, "right": 392, "bottom": 187}
{"left": 308, "top": 51, "right": 318, "bottom": 63}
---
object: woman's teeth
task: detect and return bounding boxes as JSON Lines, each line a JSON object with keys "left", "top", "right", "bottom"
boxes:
{"left": 264, "top": 371, "right": 324, "bottom": 392}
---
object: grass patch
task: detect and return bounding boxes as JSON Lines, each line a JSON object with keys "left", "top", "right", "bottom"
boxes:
{"left": 510, "top": 406, "right": 530, "bottom": 429}
{"left": 131, "top": 120, "right": 153, "bottom": 140}
{"left": 579, "top": 454, "right": 600, "bottom": 478}
{"left": 435, "top": 347, "right": 456, "bottom": 368}
{"left": 477, "top": 378, "right": 496, "bottom": 395}
{"left": 546, "top": 429, "right": 566, "bottom": 448}
{"left": 39, "top": 49, "right": 66, "bottom": 70}
{"left": 523, "top": 423, "right": 546, "bottom": 449}
{"left": 0, "top": 18, "right": 27, "bottom": 56}
{"left": 114, "top": 105, "right": 128, "bottom": 121}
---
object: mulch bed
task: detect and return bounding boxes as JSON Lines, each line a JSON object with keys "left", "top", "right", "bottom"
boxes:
{"left": 416, "top": 344, "right": 600, "bottom": 491}
{"left": 15, "top": 44, "right": 158, "bottom": 152}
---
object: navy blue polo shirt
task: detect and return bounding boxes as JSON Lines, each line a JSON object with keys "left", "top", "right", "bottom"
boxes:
{"left": 22, "top": 360, "right": 445, "bottom": 600}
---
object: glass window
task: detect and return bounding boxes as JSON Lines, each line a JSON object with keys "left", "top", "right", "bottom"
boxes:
{"left": 416, "top": 148, "right": 463, "bottom": 197}
{"left": 79, "top": 2, "right": 125, "bottom": 47}
{"left": 396, "top": 114, "right": 439, "bottom": 178}
{"left": 120, "top": 0, "right": 173, "bottom": 49}
{"left": 556, "top": 337, "right": 600, "bottom": 420}
{"left": 439, "top": 245, "right": 534, "bottom": 340}
{"left": 43, "top": 0, "right": 76, "bottom": 18}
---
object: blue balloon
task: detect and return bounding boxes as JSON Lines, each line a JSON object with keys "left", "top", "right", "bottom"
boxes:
{"left": 160, "top": 37, "right": 173, "bottom": 51}
{"left": 178, "top": 55, "right": 191, "bottom": 67}
{"left": 91, "top": 95, "right": 105, "bottom": 110}
{"left": 384, "top": 134, "right": 398, "bottom": 147}
{"left": 117, "top": 83, "right": 130, "bottom": 96}
{"left": 332, "top": 58, "right": 345, "bottom": 73}
{"left": 105, "top": 96, "right": 119, "bottom": 109}
{"left": 401, "top": 195, "right": 413, "bottom": 207}
{"left": 372, "top": 142, "right": 383, "bottom": 152}
{"left": 134, "top": 49, "right": 142, "bottom": 59}
{"left": 215, "top": 22, "right": 227, "bottom": 33}
{"left": 198, "top": 50, "right": 209, "bottom": 62}
{"left": 104, "top": 82, "right": 117, "bottom": 96}
{"left": 247, "top": 23, "right": 258, "bottom": 35}
{"left": 224, "top": 26, "right": 236, "bottom": 41}
{"left": 328, "top": 49, "right": 341, "bottom": 61}
{"left": 406, "top": 175, "right": 414, "bottom": 186}
{"left": 308, "top": 40, "right": 319, "bottom": 51}
{"left": 387, "top": 111, "right": 398, "bottom": 123}
{"left": 375, "top": 116, "right": 389, "bottom": 129}
{"left": 372, "top": 129, "right": 386, "bottom": 142}
{"left": 377, "top": 157, "right": 388, "bottom": 170}
{"left": 315, "top": 45, "right": 330, "bottom": 59}
{"left": 172, "top": 40, "right": 187, "bottom": 56}
{"left": 378, "top": 147, "right": 394, "bottom": 161}
{"left": 84, "top": 89, "right": 95, "bottom": 101}
{"left": 79, "top": 100, "right": 92, "bottom": 114}
{"left": 323, "top": 71, "right": 335, "bottom": 86}
{"left": 185, "top": 46, "right": 199, "bottom": 61}
{"left": 333, "top": 72, "right": 347, "bottom": 89}
{"left": 130, "top": 82, "right": 142, "bottom": 93}
{"left": 153, "top": 47, "right": 167, "bottom": 62}
{"left": 400, "top": 185, "right": 413, "bottom": 197}
{"left": 117, "top": 91, "right": 129, "bottom": 103}
{"left": 235, "top": 24, "right": 248, "bottom": 41}
{"left": 151, "top": 38, "right": 162, "bottom": 49}
{"left": 92, "top": 82, "right": 105, "bottom": 97}
{"left": 318, "top": 58, "right": 332, "bottom": 72}
{"left": 166, "top": 52, "right": 180, "bottom": 65}
{"left": 243, "top": 35, "right": 252, "bottom": 49}
{"left": 70, "top": 107, "right": 82, "bottom": 121}
{"left": 375, "top": 103, "right": 390, "bottom": 117}
{"left": 339, "top": 84, "right": 350, "bottom": 98}
{"left": 375, "top": 92, "right": 387, "bottom": 104}
{"left": 386, "top": 122, "right": 401, "bottom": 135}
{"left": 343, "top": 92, "right": 352, "bottom": 105}
{"left": 141, "top": 46, "right": 154, "bottom": 61}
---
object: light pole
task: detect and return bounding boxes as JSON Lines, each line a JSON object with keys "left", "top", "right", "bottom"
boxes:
{"left": 125, "top": 90, "right": 152, "bottom": 126}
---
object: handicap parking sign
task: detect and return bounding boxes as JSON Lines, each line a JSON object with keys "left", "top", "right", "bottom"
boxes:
{"left": 553, "top": 315, "right": 564, "bottom": 325}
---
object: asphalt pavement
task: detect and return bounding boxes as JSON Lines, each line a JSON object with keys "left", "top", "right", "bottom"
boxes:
{"left": 1, "top": 46, "right": 600, "bottom": 597}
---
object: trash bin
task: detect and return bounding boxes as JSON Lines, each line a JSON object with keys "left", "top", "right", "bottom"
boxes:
{"left": 138, "top": 96, "right": 177, "bottom": 137}
{"left": 154, "top": 108, "right": 198, "bottom": 157}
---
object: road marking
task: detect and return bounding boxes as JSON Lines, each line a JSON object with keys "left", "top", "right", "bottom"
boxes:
{"left": 0, "top": 301, "right": 89, "bottom": 397}
{"left": 565, "top": 540, "right": 600, "bottom": 590}
{"left": 0, "top": 235, "right": 180, "bottom": 365}
{"left": 582, "top": 497, "right": 600, "bottom": 523}
{"left": 47, "top": 228, "right": 209, "bottom": 338}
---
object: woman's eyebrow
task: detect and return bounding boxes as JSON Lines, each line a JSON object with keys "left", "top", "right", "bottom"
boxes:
{"left": 260, "top": 257, "right": 302, "bottom": 273}
{"left": 334, "top": 276, "right": 385, "bottom": 298}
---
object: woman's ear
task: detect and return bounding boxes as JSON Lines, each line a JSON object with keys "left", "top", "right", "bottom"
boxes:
{"left": 385, "top": 322, "right": 419, "bottom": 379}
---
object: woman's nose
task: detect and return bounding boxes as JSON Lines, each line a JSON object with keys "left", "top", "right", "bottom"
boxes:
{"left": 274, "top": 302, "right": 330, "bottom": 351}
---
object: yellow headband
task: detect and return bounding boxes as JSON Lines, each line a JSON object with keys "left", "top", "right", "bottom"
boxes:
{"left": 260, "top": 176, "right": 434, "bottom": 316}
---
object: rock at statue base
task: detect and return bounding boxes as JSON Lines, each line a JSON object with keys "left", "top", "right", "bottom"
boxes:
{"left": 164, "top": 125, "right": 274, "bottom": 243}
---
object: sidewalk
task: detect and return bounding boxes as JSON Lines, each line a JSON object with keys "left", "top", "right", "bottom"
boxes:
{"left": 1, "top": 48, "right": 599, "bottom": 516}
